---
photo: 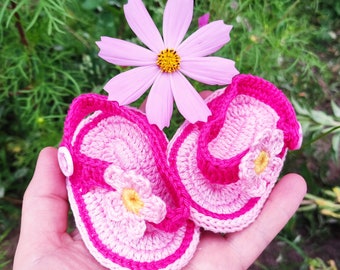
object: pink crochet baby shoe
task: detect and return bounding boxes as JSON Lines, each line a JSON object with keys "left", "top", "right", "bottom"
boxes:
{"left": 168, "top": 74, "right": 302, "bottom": 233}
{"left": 58, "top": 94, "right": 200, "bottom": 270}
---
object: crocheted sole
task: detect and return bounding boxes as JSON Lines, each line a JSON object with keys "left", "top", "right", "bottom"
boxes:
{"left": 168, "top": 74, "right": 302, "bottom": 233}
{"left": 59, "top": 94, "right": 200, "bottom": 270}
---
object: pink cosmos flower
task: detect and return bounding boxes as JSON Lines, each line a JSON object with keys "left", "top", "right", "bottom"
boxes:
{"left": 96, "top": 0, "right": 239, "bottom": 129}
{"left": 198, "top": 13, "right": 210, "bottom": 28}
{"left": 239, "top": 129, "right": 284, "bottom": 197}
{"left": 104, "top": 165, "right": 166, "bottom": 239}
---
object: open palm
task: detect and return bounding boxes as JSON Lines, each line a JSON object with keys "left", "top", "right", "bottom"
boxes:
{"left": 14, "top": 147, "right": 306, "bottom": 270}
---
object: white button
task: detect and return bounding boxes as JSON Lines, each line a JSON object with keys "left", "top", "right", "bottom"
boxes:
{"left": 58, "top": 146, "right": 74, "bottom": 177}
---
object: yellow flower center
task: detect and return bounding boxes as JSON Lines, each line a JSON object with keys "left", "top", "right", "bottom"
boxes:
{"left": 122, "top": 188, "right": 144, "bottom": 215}
{"left": 254, "top": 151, "right": 269, "bottom": 175}
{"left": 156, "top": 48, "right": 181, "bottom": 73}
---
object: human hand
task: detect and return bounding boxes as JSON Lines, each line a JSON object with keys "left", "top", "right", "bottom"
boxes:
{"left": 183, "top": 91, "right": 306, "bottom": 269}
{"left": 184, "top": 173, "right": 306, "bottom": 270}
{"left": 14, "top": 147, "right": 306, "bottom": 270}
{"left": 13, "top": 147, "right": 106, "bottom": 270}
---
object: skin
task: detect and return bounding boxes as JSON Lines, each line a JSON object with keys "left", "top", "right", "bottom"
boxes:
{"left": 14, "top": 149, "right": 306, "bottom": 270}
{"left": 14, "top": 92, "right": 307, "bottom": 269}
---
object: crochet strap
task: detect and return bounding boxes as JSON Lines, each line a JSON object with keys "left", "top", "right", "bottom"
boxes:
{"left": 196, "top": 74, "right": 301, "bottom": 185}
{"left": 61, "top": 94, "right": 110, "bottom": 147}
{"left": 61, "top": 94, "right": 189, "bottom": 232}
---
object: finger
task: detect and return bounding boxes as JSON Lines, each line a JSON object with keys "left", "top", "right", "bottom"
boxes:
{"left": 226, "top": 173, "right": 306, "bottom": 268}
{"left": 187, "top": 173, "right": 307, "bottom": 269}
{"left": 19, "top": 147, "right": 69, "bottom": 240}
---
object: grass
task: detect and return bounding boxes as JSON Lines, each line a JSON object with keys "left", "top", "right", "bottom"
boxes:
{"left": 0, "top": 0, "right": 339, "bottom": 268}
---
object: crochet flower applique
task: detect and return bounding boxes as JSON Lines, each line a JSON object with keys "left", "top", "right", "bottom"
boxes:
{"left": 239, "top": 129, "right": 285, "bottom": 197}
{"left": 96, "top": 0, "right": 239, "bottom": 129}
{"left": 103, "top": 165, "right": 167, "bottom": 239}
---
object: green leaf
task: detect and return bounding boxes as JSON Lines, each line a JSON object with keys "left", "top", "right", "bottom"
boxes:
{"left": 331, "top": 100, "right": 340, "bottom": 119}
{"left": 0, "top": 186, "right": 4, "bottom": 198}
{"left": 309, "top": 109, "right": 339, "bottom": 126}
{"left": 291, "top": 98, "right": 309, "bottom": 115}
{"left": 332, "top": 133, "right": 340, "bottom": 162}
{"left": 82, "top": 0, "right": 104, "bottom": 10}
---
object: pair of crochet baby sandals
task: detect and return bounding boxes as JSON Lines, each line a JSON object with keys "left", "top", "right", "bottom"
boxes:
{"left": 58, "top": 74, "right": 302, "bottom": 269}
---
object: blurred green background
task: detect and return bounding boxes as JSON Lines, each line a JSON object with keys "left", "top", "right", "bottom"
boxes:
{"left": 1, "top": 0, "right": 339, "bottom": 269}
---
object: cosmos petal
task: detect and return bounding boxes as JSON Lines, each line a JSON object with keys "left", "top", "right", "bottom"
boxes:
{"left": 104, "top": 66, "right": 159, "bottom": 104}
{"left": 180, "top": 56, "right": 239, "bottom": 85}
{"left": 146, "top": 73, "right": 174, "bottom": 129}
{"left": 170, "top": 72, "right": 211, "bottom": 123}
{"left": 163, "top": 0, "right": 193, "bottom": 48}
{"left": 124, "top": 0, "right": 164, "bottom": 52}
{"left": 178, "top": 21, "right": 232, "bottom": 57}
{"left": 96, "top": 37, "right": 156, "bottom": 66}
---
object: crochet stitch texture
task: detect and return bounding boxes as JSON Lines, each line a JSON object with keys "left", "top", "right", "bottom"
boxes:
{"left": 168, "top": 74, "right": 302, "bottom": 233}
{"left": 58, "top": 74, "right": 302, "bottom": 269}
{"left": 59, "top": 94, "right": 200, "bottom": 269}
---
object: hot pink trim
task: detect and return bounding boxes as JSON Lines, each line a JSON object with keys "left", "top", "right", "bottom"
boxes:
{"left": 196, "top": 74, "right": 300, "bottom": 184}
{"left": 60, "top": 94, "right": 190, "bottom": 232}
{"left": 60, "top": 93, "right": 200, "bottom": 269}
{"left": 168, "top": 74, "right": 302, "bottom": 232}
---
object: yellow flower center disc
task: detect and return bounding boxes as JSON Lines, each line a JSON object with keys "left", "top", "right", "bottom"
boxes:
{"left": 254, "top": 150, "right": 269, "bottom": 175}
{"left": 122, "top": 188, "right": 144, "bottom": 215}
{"left": 156, "top": 48, "right": 181, "bottom": 73}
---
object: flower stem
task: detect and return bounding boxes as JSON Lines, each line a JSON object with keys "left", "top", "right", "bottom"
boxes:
{"left": 10, "top": 1, "right": 29, "bottom": 47}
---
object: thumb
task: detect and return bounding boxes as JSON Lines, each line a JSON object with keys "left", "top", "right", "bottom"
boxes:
{"left": 19, "top": 147, "right": 69, "bottom": 241}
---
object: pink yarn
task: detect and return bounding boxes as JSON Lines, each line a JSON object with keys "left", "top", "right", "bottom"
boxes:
{"left": 195, "top": 74, "right": 301, "bottom": 185}
{"left": 58, "top": 74, "right": 302, "bottom": 267}
{"left": 168, "top": 74, "right": 302, "bottom": 233}
{"left": 59, "top": 94, "right": 200, "bottom": 269}
{"left": 239, "top": 129, "right": 284, "bottom": 197}
{"left": 103, "top": 166, "right": 167, "bottom": 239}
